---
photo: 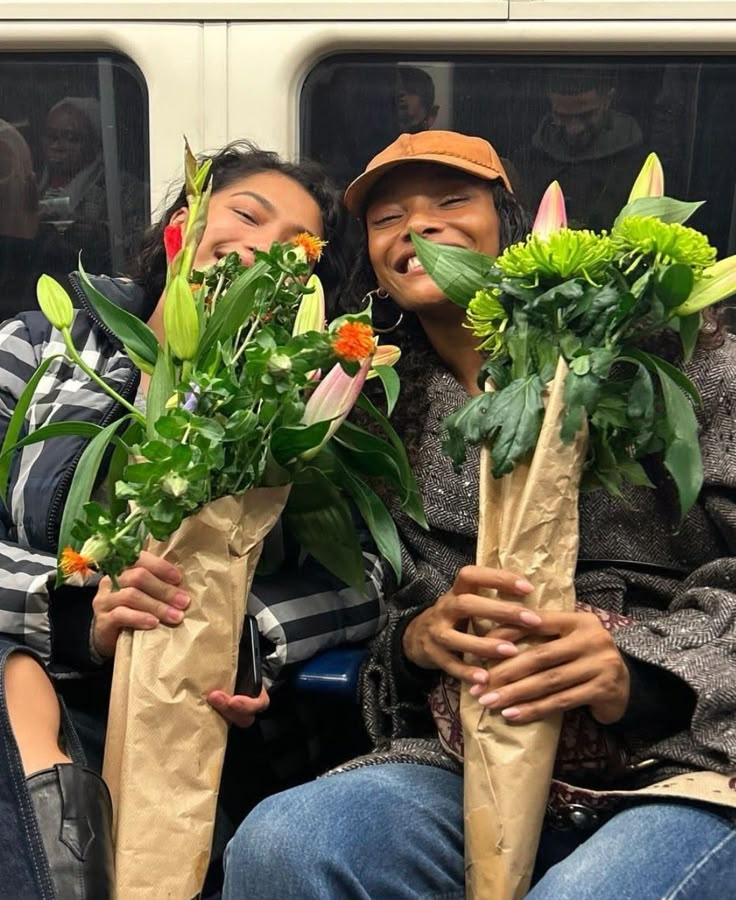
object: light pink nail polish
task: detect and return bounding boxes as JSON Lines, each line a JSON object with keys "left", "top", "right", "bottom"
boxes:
{"left": 520, "top": 610, "right": 542, "bottom": 626}
{"left": 479, "top": 691, "right": 500, "bottom": 707}
{"left": 501, "top": 707, "right": 521, "bottom": 719}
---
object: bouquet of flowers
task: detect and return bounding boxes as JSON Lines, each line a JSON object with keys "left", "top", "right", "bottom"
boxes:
{"left": 412, "top": 153, "right": 736, "bottom": 900}
{"left": 1, "top": 143, "right": 424, "bottom": 899}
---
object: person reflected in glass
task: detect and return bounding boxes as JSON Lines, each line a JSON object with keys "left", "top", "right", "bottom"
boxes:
{"left": 396, "top": 67, "right": 439, "bottom": 134}
{"left": 0, "top": 119, "right": 41, "bottom": 319}
{"left": 514, "top": 70, "right": 644, "bottom": 230}
{"left": 37, "top": 96, "right": 145, "bottom": 279}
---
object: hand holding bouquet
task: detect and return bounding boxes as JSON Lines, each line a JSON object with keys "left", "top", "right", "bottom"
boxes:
{"left": 412, "top": 153, "right": 736, "bottom": 900}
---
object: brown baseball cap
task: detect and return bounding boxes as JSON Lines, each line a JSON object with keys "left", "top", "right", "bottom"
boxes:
{"left": 344, "top": 130, "right": 513, "bottom": 218}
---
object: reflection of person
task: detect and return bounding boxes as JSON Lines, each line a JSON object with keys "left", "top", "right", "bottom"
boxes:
{"left": 396, "top": 67, "right": 439, "bottom": 133}
{"left": 37, "top": 96, "right": 145, "bottom": 276}
{"left": 0, "top": 119, "right": 41, "bottom": 318}
{"left": 0, "top": 142, "right": 383, "bottom": 899}
{"left": 224, "top": 131, "right": 736, "bottom": 900}
{"left": 514, "top": 71, "right": 644, "bottom": 230}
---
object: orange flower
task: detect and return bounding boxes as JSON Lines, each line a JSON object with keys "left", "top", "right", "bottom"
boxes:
{"left": 292, "top": 232, "right": 328, "bottom": 264}
{"left": 332, "top": 321, "right": 375, "bottom": 362}
{"left": 59, "top": 547, "right": 96, "bottom": 581}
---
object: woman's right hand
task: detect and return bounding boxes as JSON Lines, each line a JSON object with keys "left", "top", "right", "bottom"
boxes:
{"left": 401, "top": 565, "right": 537, "bottom": 686}
{"left": 92, "top": 551, "right": 189, "bottom": 658}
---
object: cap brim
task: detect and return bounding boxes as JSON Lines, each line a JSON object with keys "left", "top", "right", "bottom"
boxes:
{"left": 344, "top": 153, "right": 512, "bottom": 218}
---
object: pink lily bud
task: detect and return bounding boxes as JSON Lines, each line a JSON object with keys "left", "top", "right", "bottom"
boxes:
{"left": 293, "top": 275, "right": 326, "bottom": 336}
{"left": 301, "top": 358, "right": 371, "bottom": 458}
{"left": 367, "top": 344, "right": 401, "bottom": 379}
{"left": 532, "top": 181, "right": 567, "bottom": 239}
{"left": 628, "top": 153, "right": 665, "bottom": 202}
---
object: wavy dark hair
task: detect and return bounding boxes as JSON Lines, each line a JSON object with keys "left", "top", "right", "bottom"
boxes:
{"left": 338, "top": 177, "right": 531, "bottom": 458}
{"left": 129, "top": 140, "right": 350, "bottom": 305}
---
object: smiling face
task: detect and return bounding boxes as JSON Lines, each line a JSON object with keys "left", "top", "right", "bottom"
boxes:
{"left": 365, "top": 163, "right": 500, "bottom": 314}
{"left": 174, "top": 170, "right": 324, "bottom": 271}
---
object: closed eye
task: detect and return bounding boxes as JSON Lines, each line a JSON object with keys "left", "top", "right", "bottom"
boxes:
{"left": 439, "top": 194, "right": 469, "bottom": 207}
{"left": 370, "top": 212, "right": 402, "bottom": 227}
{"left": 234, "top": 208, "right": 258, "bottom": 225}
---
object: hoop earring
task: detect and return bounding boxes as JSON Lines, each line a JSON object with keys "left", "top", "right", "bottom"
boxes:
{"left": 361, "top": 288, "right": 404, "bottom": 334}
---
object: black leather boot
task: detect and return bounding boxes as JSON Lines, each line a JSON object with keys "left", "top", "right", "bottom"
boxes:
{"left": 26, "top": 763, "right": 114, "bottom": 900}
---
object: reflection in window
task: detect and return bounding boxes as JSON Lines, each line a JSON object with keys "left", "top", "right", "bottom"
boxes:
{"left": 301, "top": 56, "right": 736, "bottom": 266}
{"left": 0, "top": 53, "right": 149, "bottom": 321}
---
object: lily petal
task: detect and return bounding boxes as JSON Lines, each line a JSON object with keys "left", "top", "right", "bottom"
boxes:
{"left": 628, "top": 152, "right": 665, "bottom": 202}
{"left": 301, "top": 358, "right": 371, "bottom": 456}
{"left": 293, "top": 274, "right": 326, "bottom": 336}
{"left": 673, "top": 255, "right": 736, "bottom": 316}
{"left": 367, "top": 344, "right": 401, "bottom": 378}
{"left": 532, "top": 181, "right": 567, "bottom": 239}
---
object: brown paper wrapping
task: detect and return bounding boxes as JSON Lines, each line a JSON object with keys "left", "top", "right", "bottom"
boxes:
{"left": 460, "top": 358, "right": 587, "bottom": 900}
{"left": 103, "top": 486, "right": 290, "bottom": 900}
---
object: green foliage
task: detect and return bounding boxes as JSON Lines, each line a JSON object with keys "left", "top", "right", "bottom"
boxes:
{"left": 4, "top": 152, "right": 419, "bottom": 586}
{"left": 425, "top": 181, "right": 732, "bottom": 519}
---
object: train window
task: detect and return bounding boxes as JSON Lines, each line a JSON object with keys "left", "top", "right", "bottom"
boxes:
{"left": 0, "top": 53, "right": 149, "bottom": 321}
{"left": 300, "top": 56, "right": 736, "bottom": 263}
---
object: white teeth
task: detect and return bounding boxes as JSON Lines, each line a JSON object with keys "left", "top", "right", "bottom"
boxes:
{"left": 405, "top": 256, "right": 422, "bottom": 272}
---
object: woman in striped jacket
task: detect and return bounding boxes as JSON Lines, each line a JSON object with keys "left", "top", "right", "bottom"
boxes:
{"left": 0, "top": 141, "right": 385, "bottom": 900}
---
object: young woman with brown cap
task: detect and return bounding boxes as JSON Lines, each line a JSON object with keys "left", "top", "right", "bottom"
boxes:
{"left": 223, "top": 131, "right": 736, "bottom": 900}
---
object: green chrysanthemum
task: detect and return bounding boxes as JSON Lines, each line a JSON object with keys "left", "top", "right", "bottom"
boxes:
{"left": 497, "top": 229, "right": 615, "bottom": 283}
{"left": 612, "top": 216, "right": 716, "bottom": 271}
{"left": 466, "top": 288, "right": 508, "bottom": 355}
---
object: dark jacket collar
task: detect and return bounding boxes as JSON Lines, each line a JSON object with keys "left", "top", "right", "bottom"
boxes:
{"left": 68, "top": 271, "right": 158, "bottom": 348}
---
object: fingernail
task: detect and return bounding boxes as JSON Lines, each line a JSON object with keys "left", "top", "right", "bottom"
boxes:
{"left": 468, "top": 684, "right": 484, "bottom": 697}
{"left": 497, "top": 642, "right": 518, "bottom": 656}
{"left": 472, "top": 670, "right": 488, "bottom": 684}
{"left": 501, "top": 706, "right": 521, "bottom": 720}
{"left": 173, "top": 593, "right": 190, "bottom": 609}
{"left": 514, "top": 579, "right": 534, "bottom": 593}
{"left": 479, "top": 691, "right": 500, "bottom": 707}
{"left": 520, "top": 610, "right": 542, "bottom": 626}
{"left": 166, "top": 608, "right": 184, "bottom": 624}
{"left": 144, "top": 615, "right": 158, "bottom": 628}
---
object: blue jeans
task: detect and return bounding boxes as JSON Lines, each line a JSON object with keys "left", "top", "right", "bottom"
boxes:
{"left": 223, "top": 762, "right": 736, "bottom": 900}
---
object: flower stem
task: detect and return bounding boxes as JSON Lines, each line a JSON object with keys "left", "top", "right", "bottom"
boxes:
{"left": 62, "top": 330, "right": 146, "bottom": 423}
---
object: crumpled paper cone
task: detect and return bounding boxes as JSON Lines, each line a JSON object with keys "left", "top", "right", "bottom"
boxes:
{"left": 460, "top": 359, "right": 587, "bottom": 900}
{"left": 103, "top": 486, "right": 290, "bottom": 900}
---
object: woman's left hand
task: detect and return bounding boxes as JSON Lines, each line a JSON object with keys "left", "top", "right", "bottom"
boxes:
{"left": 207, "top": 687, "right": 269, "bottom": 728}
{"left": 471, "top": 610, "right": 630, "bottom": 725}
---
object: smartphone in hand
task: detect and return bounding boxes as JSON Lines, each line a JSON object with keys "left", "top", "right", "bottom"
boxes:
{"left": 234, "top": 615, "right": 263, "bottom": 698}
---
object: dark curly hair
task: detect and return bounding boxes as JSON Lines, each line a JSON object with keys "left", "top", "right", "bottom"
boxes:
{"left": 338, "top": 178, "right": 531, "bottom": 458}
{"left": 129, "top": 140, "right": 350, "bottom": 306}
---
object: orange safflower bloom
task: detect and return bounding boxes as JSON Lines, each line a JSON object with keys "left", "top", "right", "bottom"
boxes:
{"left": 59, "top": 546, "right": 96, "bottom": 581}
{"left": 292, "top": 232, "right": 328, "bottom": 264}
{"left": 332, "top": 321, "right": 375, "bottom": 362}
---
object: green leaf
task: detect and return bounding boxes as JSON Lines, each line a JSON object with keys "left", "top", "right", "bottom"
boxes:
{"left": 678, "top": 312, "right": 701, "bottom": 364}
{"left": 195, "top": 259, "right": 268, "bottom": 364}
{"left": 56, "top": 418, "right": 131, "bottom": 584}
{"left": 330, "top": 453, "right": 402, "bottom": 582}
{"left": 625, "top": 349, "right": 701, "bottom": 406}
{"left": 147, "top": 351, "right": 175, "bottom": 440}
{"left": 0, "top": 421, "right": 104, "bottom": 459}
{"left": 284, "top": 470, "right": 366, "bottom": 588}
{"left": 411, "top": 232, "right": 495, "bottom": 307}
{"left": 613, "top": 196, "right": 704, "bottom": 228}
{"left": 653, "top": 367, "right": 703, "bottom": 519}
{"left": 355, "top": 394, "right": 428, "bottom": 529}
{"left": 77, "top": 260, "right": 159, "bottom": 367}
{"left": 372, "top": 365, "right": 400, "bottom": 416}
{"left": 618, "top": 459, "right": 655, "bottom": 489}
{"left": 270, "top": 420, "right": 331, "bottom": 466}
{"left": 656, "top": 264, "right": 695, "bottom": 309}
{"left": 561, "top": 368, "right": 601, "bottom": 443}
{"left": 486, "top": 376, "right": 545, "bottom": 477}
{"left": 0, "top": 354, "right": 64, "bottom": 500}
{"left": 442, "top": 394, "right": 497, "bottom": 469}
